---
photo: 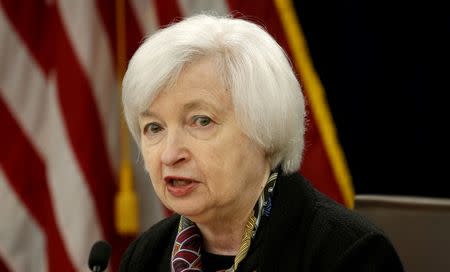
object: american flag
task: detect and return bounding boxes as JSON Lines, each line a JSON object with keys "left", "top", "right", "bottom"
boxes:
{"left": 0, "top": 1, "right": 353, "bottom": 271}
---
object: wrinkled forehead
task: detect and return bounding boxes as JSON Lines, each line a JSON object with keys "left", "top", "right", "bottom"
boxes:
{"left": 141, "top": 58, "right": 233, "bottom": 117}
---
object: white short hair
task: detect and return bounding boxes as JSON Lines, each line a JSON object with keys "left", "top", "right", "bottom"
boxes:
{"left": 122, "top": 14, "right": 306, "bottom": 174}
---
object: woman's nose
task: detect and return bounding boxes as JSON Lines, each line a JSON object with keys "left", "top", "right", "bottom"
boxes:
{"left": 160, "top": 131, "right": 190, "bottom": 167}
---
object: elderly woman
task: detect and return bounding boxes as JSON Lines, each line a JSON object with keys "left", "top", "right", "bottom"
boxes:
{"left": 119, "top": 14, "right": 403, "bottom": 272}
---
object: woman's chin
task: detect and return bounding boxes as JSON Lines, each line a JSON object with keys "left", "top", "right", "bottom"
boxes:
{"left": 172, "top": 205, "right": 206, "bottom": 220}
{"left": 162, "top": 184, "right": 207, "bottom": 216}
{"left": 164, "top": 196, "right": 207, "bottom": 219}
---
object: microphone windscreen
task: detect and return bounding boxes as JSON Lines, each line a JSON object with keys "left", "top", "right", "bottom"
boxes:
{"left": 88, "top": 240, "right": 112, "bottom": 271}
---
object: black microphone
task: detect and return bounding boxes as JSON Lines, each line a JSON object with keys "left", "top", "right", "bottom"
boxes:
{"left": 88, "top": 240, "right": 112, "bottom": 272}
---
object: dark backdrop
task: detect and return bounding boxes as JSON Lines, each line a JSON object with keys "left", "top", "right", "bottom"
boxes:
{"left": 293, "top": 0, "right": 449, "bottom": 197}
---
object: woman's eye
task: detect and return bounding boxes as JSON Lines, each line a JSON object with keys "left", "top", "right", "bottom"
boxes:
{"left": 193, "top": 116, "right": 212, "bottom": 127}
{"left": 144, "top": 122, "right": 163, "bottom": 134}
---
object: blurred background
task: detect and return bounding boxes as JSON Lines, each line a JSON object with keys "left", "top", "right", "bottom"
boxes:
{"left": 0, "top": 0, "right": 448, "bottom": 271}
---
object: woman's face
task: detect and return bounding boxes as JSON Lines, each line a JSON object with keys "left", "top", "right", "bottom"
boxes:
{"left": 139, "top": 58, "right": 269, "bottom": 223}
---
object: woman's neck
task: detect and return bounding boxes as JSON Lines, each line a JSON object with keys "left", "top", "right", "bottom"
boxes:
{"left": 196, "top": 209, "right": 252, "bottom": 256}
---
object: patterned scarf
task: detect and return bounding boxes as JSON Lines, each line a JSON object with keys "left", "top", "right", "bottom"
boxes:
{"left": 171, "top": 171, "right": 278, "bottom": 272}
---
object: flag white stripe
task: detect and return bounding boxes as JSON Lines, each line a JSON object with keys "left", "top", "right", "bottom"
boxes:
{"left": 57, "top": 0, "right": 119, "bottom": 174}
{"left": 0, "top": 168, "right": 48, "bottom": 272}
{"left": 129, "top": 0, "right": 159, "bottom": 36}
{"left": 0, "top": 9, "right": 103, "bottom": 271}
{"left": 177, "top": 0, "right": 229, "bottom": 17}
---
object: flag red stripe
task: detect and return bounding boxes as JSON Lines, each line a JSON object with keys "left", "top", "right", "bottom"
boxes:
{"left": 154, "top": 0, "right": 183, "bottom": 26}
{"left": 95, "top": 0, "right": 117, "bottom": 65}
{"left": 226, "top": 0, "right": 344, "bottom": 203}
{"left": 0, "top": 96, "right": 76, "bottom": 272}
{"left": 227, "top": 0, "right": 291, "bottom": 54}
{"left": 0, "top": 0, "right": 54, "bottom": 74}
{"left": 2, "top": 0, "right": 117, "bottom": 239}
{"left": 302, "top": 121, "right": 343, "bottom": 202}
{"left": 0, "top": 256, "right": 11, "bottom": 272}
{"left": 125, "top": 0, "right": 145, "bottom": 61}
{"left": 94, "top": 0, "right": 143, "bottom": 68}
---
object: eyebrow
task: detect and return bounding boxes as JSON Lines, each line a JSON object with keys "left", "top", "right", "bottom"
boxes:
{"left": 182, "top": 99, "right": 219, "bottom": 113}
{"left": 140, "top": 110, "right": 157, "bottom": 118}
{"left": 139, "top": 99, "right": 220, "bottom": 118}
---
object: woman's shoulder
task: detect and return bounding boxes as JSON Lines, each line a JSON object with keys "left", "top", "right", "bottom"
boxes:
{"left": 273, "top": 172, "right": 403, "bottom": 271}
{"left": 306, "top": 192, "right": 403, "bottom": 270}
{"left": 311, "top": 184, "right": 387, "bottom": 244}
{"left": 279, "top": 172, "right": 385, "bottom": 236}
{"left": 119, "top": 214, "right": 180, "bottom": 272}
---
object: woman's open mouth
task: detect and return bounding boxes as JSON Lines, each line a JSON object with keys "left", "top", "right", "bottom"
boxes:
{"left": 164, "top": 177, "right": 199, "bottom": 197}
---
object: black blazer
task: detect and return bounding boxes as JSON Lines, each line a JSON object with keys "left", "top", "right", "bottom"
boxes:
{"left": 119, "top": 172, "right": 404, "bottom": 271}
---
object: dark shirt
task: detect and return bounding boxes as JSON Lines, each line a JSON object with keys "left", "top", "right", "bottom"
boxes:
{"left": 202, "top": 251, "right": 234, "bottom": 272}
